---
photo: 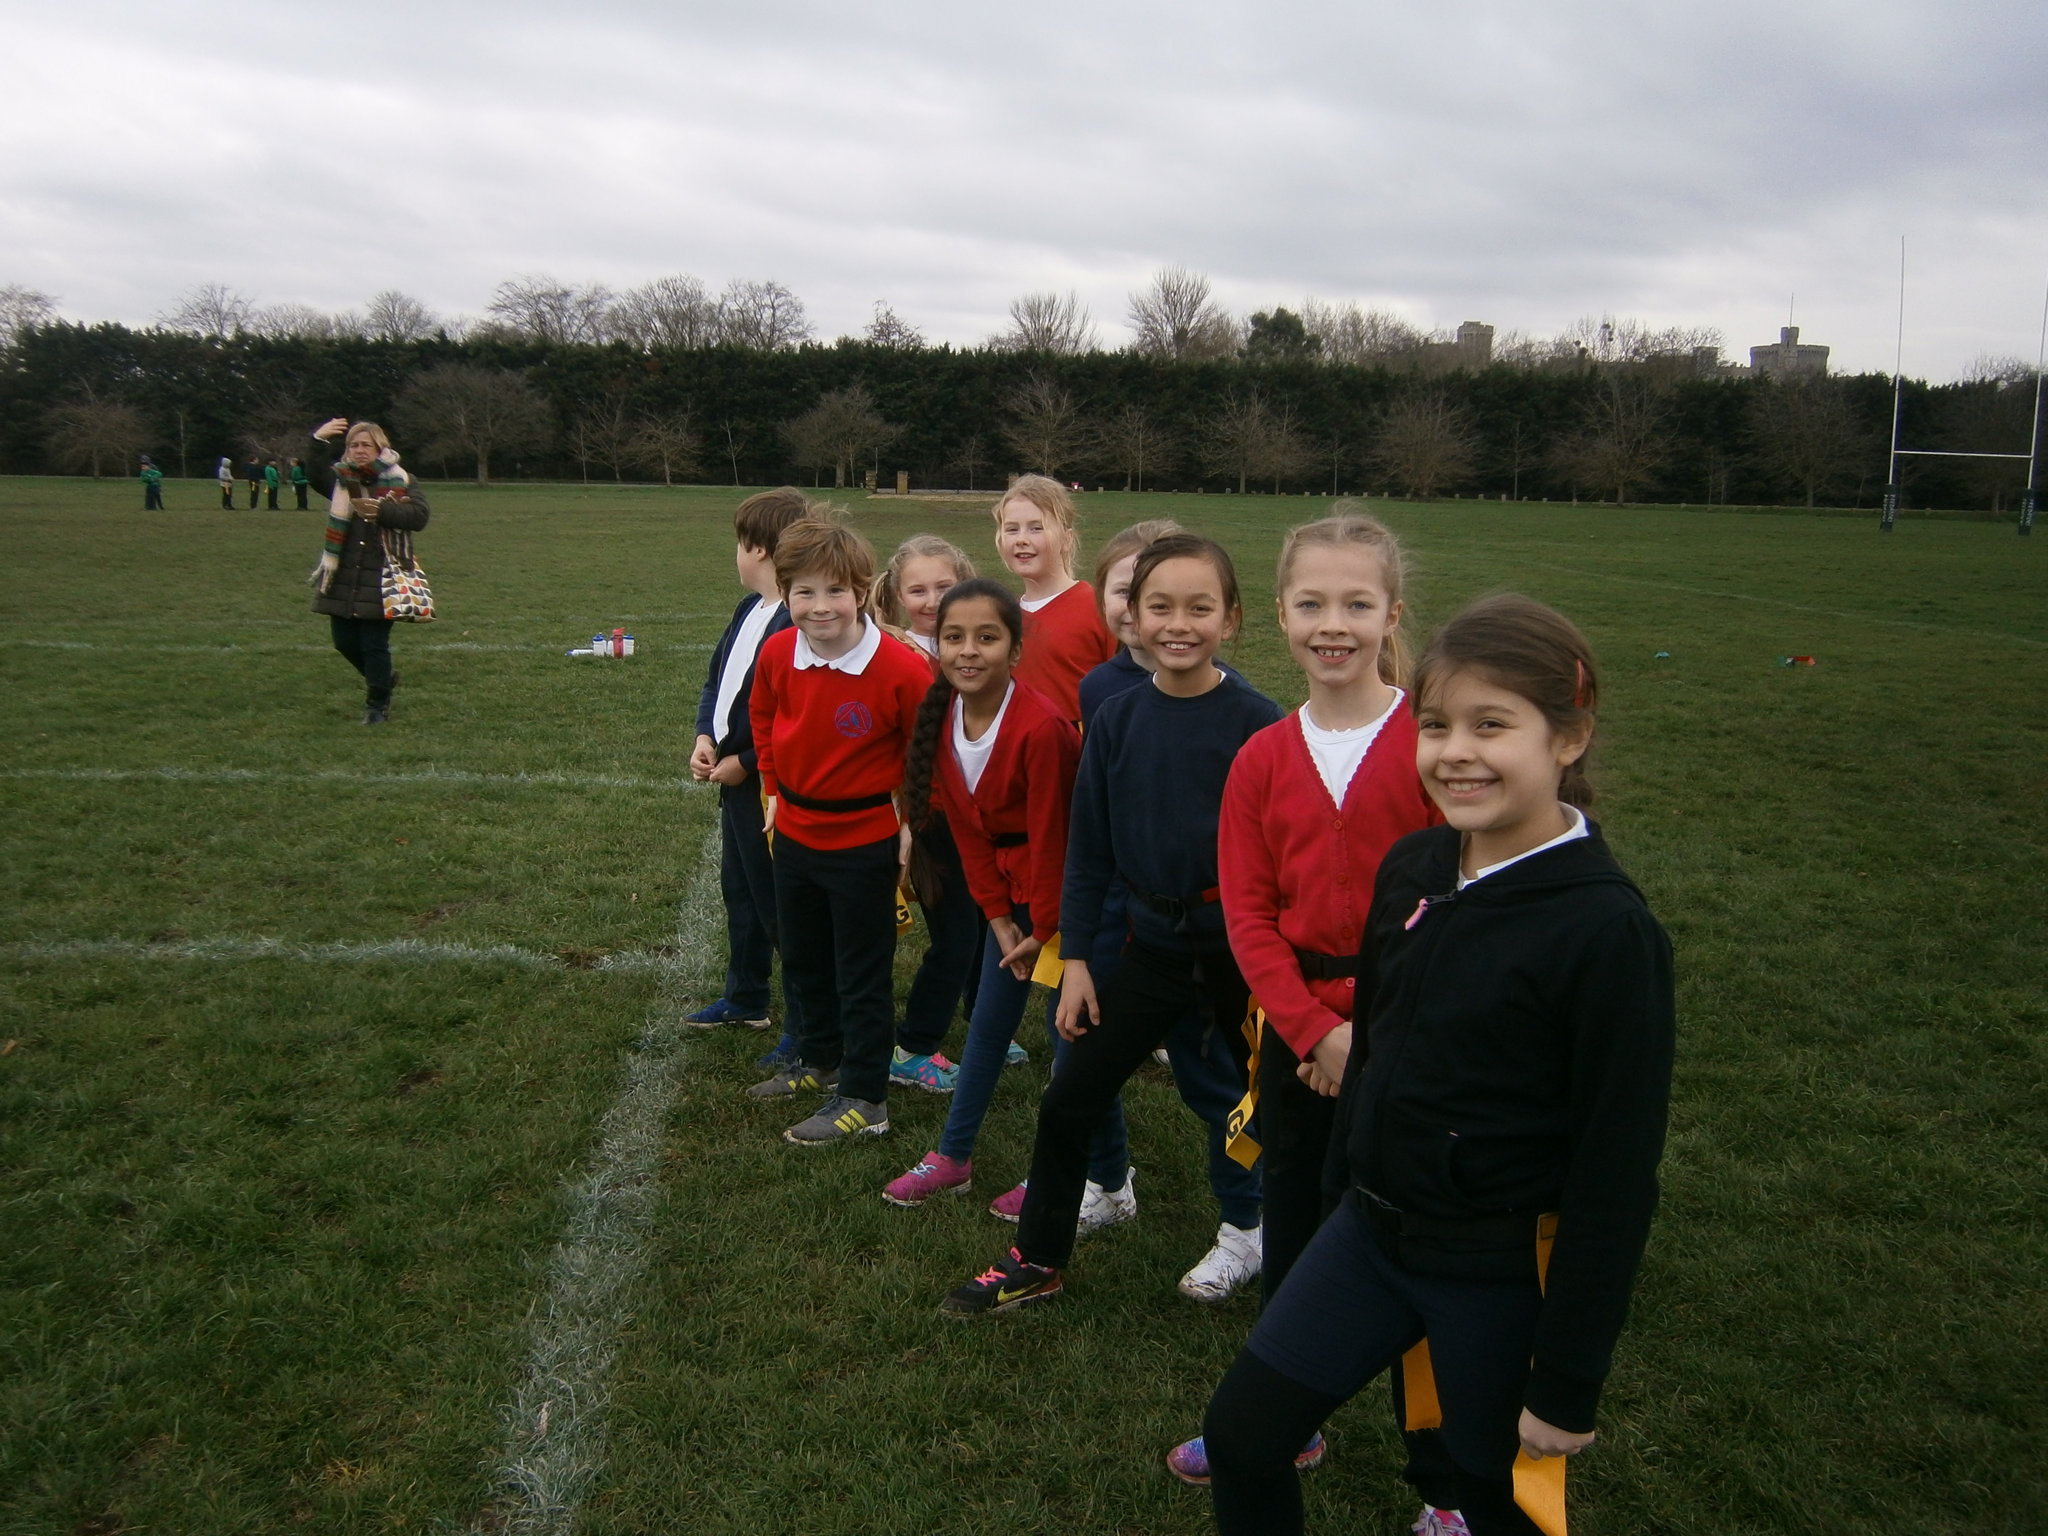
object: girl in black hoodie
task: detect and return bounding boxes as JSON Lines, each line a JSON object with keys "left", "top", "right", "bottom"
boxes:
{"left": 1200, "top": 595, "right": 1675, "bottom": 1536}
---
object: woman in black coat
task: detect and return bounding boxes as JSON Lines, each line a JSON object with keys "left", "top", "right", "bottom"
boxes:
{"left": 304, "top": 417, "right": 431, "bottom": 725}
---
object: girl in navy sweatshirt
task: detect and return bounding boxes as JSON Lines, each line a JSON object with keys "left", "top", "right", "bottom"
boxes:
{"left": 1199, "top": 595, "right": 1675, "bottom": 1536}
{"left": 943, "top": 533, "right": 1283, "bottom": 1316}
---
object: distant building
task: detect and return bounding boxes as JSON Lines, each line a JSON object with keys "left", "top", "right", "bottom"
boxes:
{"left": 1750, "top": 325, "right": 1828, "bottom": 378}
{"left": 1417, "top": 320, "right": 1494, "bottom": 370}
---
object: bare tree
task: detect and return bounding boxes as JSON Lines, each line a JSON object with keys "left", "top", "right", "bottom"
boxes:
{"left": 573, "top": 394, "right": 638, "bottom": 482}
{"left": 1747, "top": 377, "right": 1870, "bottom": 508}
{"left": 863, "top": 301, "right": 925, "bottom": 350}
{"left": 160, "top": 282, "right": 254, "bottom": 336}
{"left": 956, "top": 433, "right": 990, "bottom": 491}
{"left": 0, "top": 283, "right": 58, "bottom": 343}
{"left": 486, "top": 274, "right": 615, "bottom": 345}
{"left": 715, "top": 279, "right": 812, "bottom": 350}
{"left": 397, "top": 362, "right": 554, "bottom": 484}
{"left": 1373, "top": 390, "right": 1479, "bottom": 499}
{"left": 611, "top": 275, "right": 719, "bottom": 349}
{"left": 45, "top": 388, "right": 148, "bottom": 477}
{"left": 991, "top": 291, "right": 1096, "bottom": 355}
{"left": 1093, "top": 404, "right": 1177, "bottom": 491}
{"left": 1001, "top": 373, "right": 1085, "bottom": 476}
{"left": 1259, "top": 403, "right": 1316, "bottom": 492}
{"left": 1127, "top": 267, "right": 1240, "bottom": 361}
{"left": 365, "top": 290, "right": 440, "bottom": 343}
{"left": 247, "top": 302, "right": 343, "bottom": 340}
{"left": 1301, "top": 300, "right": 1426, "bottom": 365}
{"left": 631, "top": 407, "right": 703, "bottom": 485}
{"left": 719, "top": 419, "right": 746, "bottom": 485}
{"left": 1551, "top": 375, "right": 1670, "bottom": 502}
{"left": 1931, "top": 374, "right": 2038, "bottom": 512}
{"left": 1553, "top": 313, "right": 1723, "bottom": 366}
{"left": 241, "top": 395, "right": 315, "bottom": 470}
{"left": 781, "top": 385, "right": 898, "bottom": 488}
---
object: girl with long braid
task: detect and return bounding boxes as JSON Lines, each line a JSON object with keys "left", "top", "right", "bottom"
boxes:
{"left": 881, "top": 579, "right": 1082, "bottom": 1205}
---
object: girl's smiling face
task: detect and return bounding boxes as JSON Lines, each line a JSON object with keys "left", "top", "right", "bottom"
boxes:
{"left": 1415, "top": 667, "right": 1588, "bottom": 867}
{"left": 937, "top": 595, "right": 1020, "bottom": 701}
{"left": 1279, "top": 544, "right": 1400, "bottom": 692}
{"left": 996, "top": 499, "right": 1062, "bottom": 584}
{"left": 896, "top": 554, "right": 960, "bottom": 638}
{"left": 1134, "top": 555, "right": 1237, "bottom": 686}
{"left": 784, "top": 567, "right": 862, "bottom": 659}
{"left": 1099, "top": 552, "right": 1141, "bottom": 651}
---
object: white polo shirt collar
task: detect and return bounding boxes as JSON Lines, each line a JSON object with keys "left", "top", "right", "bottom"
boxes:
{"left": 793, "top": 615, "right": 883, "bottom": 675}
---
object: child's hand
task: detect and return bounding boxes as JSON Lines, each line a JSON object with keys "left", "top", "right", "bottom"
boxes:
{"left": 996, "top": 927, "right": 1041, "bottom": 980}
{"left": 897, "top": 821, "right": 915, "bottom": 868}
{"left": 1298, "top": 1021, "right": 1352, "bottom": 1098}
{"left": 761, "top": 797, "right": 777, "bottom": 836}
{"left": 1055, "top": 960, "right": 1098, "bottom": 1040}
{"left": 708, "top": 756, "right": 746, "bottom": 787}
{"left": 1518, "top": 1409, "right": 1595, "bottom": 1459}
{"left": 688, "top": 735, "right": 717, "bottom": 779}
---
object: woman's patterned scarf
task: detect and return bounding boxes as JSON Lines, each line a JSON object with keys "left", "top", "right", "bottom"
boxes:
{"left": 310, "top": 448, "right": 410, "bottom": 592}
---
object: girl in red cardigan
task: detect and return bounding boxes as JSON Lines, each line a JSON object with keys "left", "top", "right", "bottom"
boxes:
{"left": 1167, "top": 511, "right": 1453, "bottom": 1526}
{"left": 882, "top": 579, "right": 1083, "bottom": 1204}
{"left": 991, "top": 475, "right": 1115, "bottom": 723}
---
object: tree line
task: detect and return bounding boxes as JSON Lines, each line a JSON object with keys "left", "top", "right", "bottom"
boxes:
{"left": 2, "top": 282, "right": 2039, "bottom": 512}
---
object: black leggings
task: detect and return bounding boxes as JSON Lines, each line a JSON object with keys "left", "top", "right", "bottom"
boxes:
{"left": 329, "top": 616, "right": 395, "bottom": 701}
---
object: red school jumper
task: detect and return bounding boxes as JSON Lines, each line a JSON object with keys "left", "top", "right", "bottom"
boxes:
{"left": 1218, "top": 705, "right": 1440, "bottom": 1056}
{"left": 933, "top": 680, "right": 1081, "bottom": 945}
{"left": 749, "top": 625, "right": 934, "bottom": 850}
{"left": 1015, "top": 582, "right": 1116, "bottom": 725}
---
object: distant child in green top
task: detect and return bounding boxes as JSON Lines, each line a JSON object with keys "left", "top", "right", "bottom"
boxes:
{"left": 139, "top": 456, "right": 164, "bottom": 511}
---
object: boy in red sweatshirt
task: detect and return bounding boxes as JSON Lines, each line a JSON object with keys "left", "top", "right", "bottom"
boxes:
{"left": 746, "top": 518, "right": 935, "bottom": 1144}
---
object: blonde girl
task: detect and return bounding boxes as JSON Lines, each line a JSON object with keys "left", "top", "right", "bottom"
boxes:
{"left": 990, "top": 475, "right": 1114, "bottom": 723}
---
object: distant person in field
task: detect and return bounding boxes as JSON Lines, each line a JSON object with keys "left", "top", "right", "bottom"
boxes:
{"left": 243, "top": 455, "right": 263, "bottom": 509}
{"left": 265, "top": 459, "right": 281, "bottom": 510}
{"left": 217, "top": 455, "right": 235, "bottom": 509}
{"left": 139, "top": 455, "right": 164, "bottom": 510}
{"left": 304, "top": 416, "right": 431, "bottom": 726}
{"left": 290, "top": 456, "right": 310, "bottom": 510}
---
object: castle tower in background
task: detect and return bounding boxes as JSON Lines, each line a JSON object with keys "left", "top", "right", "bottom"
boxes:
{"left": 1750, "top": 325, "right": 1828, "bottom": 377}
{"left": 1455, "top": 320, "right": 1494, "bottom": 366}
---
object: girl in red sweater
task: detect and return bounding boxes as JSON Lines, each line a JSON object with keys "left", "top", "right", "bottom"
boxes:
{"left": 1167, "top": 512, "right": 1451, "bottom": 1521}
{"left": 990, "top": 475, "right": 1115, "bottom": 723}
{"left": 881, "top": 578, "right": 1083, "bottom": 1205}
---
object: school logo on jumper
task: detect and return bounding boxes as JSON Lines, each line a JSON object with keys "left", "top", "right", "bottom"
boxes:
{"left": 833, "top": 702, "right": 875, "bottom": 739}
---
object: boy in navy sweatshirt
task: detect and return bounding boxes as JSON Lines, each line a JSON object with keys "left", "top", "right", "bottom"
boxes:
{"left": 688, "top": 488, "right": 812, "bottom": 1063}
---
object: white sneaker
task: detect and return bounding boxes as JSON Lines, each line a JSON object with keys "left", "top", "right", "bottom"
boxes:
{"left": 1177, "top": 1221, "right": 1262, "bottom": 1302}
{"left": 1412, "top": 1507, "right": 1471, "bottom": 1536}
{"left": 1076, "top": 1167, "right": 1138, "bottom": 1235}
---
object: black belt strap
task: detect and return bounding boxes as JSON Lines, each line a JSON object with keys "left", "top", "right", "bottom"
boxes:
{"left": 778, "top": 784, "right": 895, "bottom": 814}
{"left": 1357, "top": 1188, "right": 1540, "bottom": 1247}
{"left": 1294, "top": 946, "right": 1358, "bottom": 980}
{"left": 990, "top": 831, "right": 1028, "bottom": 849}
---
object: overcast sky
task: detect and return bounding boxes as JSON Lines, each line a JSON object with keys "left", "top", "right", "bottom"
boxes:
{"left": 5, "top": 0, "right": 2043, "bottom": 380}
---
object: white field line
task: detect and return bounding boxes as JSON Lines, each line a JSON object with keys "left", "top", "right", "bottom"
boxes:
{"left": 3, "top": 766, "right": 706, "bottom": 794}
{"left": 1514, "top": 560, "right": 2048, "bottom": 649}
{"left": 0, "top": 935, "right": 682, "bottom": 976}
{"left": 470, "top": 824, "right": 724, "bottom": 1536}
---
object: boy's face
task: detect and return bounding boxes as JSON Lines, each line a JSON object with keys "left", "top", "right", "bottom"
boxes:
{"left": 736, "top": 542, "right": 776, "bottom": 593}
{"left": 785, "top": 567, "right": 862, "bottom": 659}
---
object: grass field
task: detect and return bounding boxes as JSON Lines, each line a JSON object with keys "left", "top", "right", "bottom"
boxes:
{"left": 3, "top": 475, "right": 2044, "bottom": 1536}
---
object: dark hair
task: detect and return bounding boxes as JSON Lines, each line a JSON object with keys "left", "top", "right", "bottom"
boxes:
{"left": 734, "top": 487, "right": 814, "bottom": 556}
{"left": 899, "top": 578, "right": 1026, "bottom": 906}
{"left": 1413, "top": 593, "right": 1600, "bottom": 809}
{"left": 1128, "top": 531, "right": 1242, "bottom": 616}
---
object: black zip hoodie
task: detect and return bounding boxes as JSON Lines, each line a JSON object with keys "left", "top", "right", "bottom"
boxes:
{"left": 1327, "top": 820, "right": 1675, "bottom": 1434}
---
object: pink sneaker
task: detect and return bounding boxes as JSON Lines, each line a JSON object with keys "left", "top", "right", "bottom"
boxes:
{"left": 883, "top": 1151, "right": 972, "bottom": 1206}
{"left": 988, "top": 1180, "right": 1028, "bottom": 1221}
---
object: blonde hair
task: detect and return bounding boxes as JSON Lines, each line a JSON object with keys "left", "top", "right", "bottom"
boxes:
{"left": 344, "top": 421, "right": 391, "bottom": 453}
{"left": 772, "top": 514, "right": 876, "bottom": 609}
{"left": 872, "top": 535, "right": 976, "bottom": 627}
{"left": 991, "top": 474, "right": 1080, "bottom": 572}
{"left": 1275, "top": 503, "right": 1411, "bottom": 686}
{"left": 1092, "top": 518, "right": 1185, "bottom": 622}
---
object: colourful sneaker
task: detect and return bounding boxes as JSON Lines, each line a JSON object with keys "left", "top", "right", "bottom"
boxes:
{"left": 1177, "top": 1221, "right": 1262, "bottom": 1302}
{"left": 1412, "top": 1507, "right": 1470, "bottom": 1536}
{"left": 1004, "top": 1041, "right": 1030, "bottom": 1067}
{"left": 940, "top": 1246, "right": 1062, "bottom": 1317}
{"left": 883, "top": 1151, "right": 972, "bottom": 1206}
{"left": 988, "top": 1180, "right": 1028, "bottom": 1222}
{"left": 784, "top": 1094, "right": 889, "bottom": 1145}
{"left": 684, "top": 998, "right": 771, "bottom": 1030}
{"left": 1077, "top": 1167, "right": 1138, "bottom": 1235}
{"left": 1165, "top": 1432, "right": 1326, "bottom": 1488}
{"left": 890, "top": 1046, "right": 959, "bottom": 1094}
{"left": 745, "top": 1062, "right": 839, "bottom": 1099}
